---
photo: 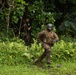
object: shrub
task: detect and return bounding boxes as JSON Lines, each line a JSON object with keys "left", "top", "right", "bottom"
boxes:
{"left": 0, "top": 39, "right": 29, "bottom": 65}
{"left": 51, "top": 40, "right": 76, "bottom": 62}
{"left": 26, "top": 36, "right": 76, "bottom": 62}
{"left": 0, "top": 36, "right": 76, "bottom": 65}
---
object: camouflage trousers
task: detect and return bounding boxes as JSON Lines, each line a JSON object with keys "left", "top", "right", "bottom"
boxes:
{"left": 25, "top": 33, "right": 31, "bottom": 46}
{"left": 35, "top": 43, "right": 51, "bottom": 64}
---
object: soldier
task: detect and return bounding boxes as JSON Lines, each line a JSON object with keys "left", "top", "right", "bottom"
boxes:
{"left": 23, "top": 18, "right": 31, "bottom": 46}
{"left": 35, "top": 23, "right": 59, "bottom": 64}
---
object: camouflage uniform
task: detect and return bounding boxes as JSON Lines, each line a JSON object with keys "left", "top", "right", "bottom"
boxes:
{"left": 35, "top": 29, "right": 59, "bottom": 64}
{"left": 23, "top": 19, "right": 31, "bottom": 45}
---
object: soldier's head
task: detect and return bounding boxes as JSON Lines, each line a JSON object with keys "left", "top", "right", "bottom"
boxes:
{"left": 46, "top": 23, "right": 52, "bottom": 31}
{"left": 26, "top": 18, "right": 29, "bottom": 23}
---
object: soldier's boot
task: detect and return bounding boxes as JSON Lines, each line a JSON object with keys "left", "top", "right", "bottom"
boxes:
{"left": 35, "top": 51, "right": 46, "bottom": 64}
{"left": 46, "top": 49, "right": 51, "bottom": 64}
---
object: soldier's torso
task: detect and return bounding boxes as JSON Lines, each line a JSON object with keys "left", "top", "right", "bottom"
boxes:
{"left": 23, "top": 22, "right": 31, "bottom": 32}
{"left": 41, "top": 30, "right": 55, "bottom": 44}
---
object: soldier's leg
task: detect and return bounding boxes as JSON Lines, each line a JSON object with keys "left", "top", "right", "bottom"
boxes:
{"left": 25, "top": 33, "right": 31, "bottom": 45}
{"left": 42, "top": 43, "right": 51, "bottom": 64}
{"left": 35, "top": 43, "right": 51, "bottom": 64}
{"left": 45, "top": 48, "right": 51, "bottom": 64}
{"left": 35, "top": 51, "right": 46, "bottom": 63}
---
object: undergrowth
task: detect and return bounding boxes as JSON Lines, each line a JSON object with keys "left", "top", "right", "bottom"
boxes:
{"left": 0, "top": 36, "right": 76, "bottom": 65}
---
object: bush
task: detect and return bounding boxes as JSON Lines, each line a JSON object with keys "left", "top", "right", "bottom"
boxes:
{"left": 0, "top": 38, "right": 29, "bottom": 65}
{"left": 51, "top": 40, "right": 76, "bottom": 62}
{"left": 27, "top": 36, "right": 76, "bottom": 62}
{"left": 0, "top": 36, "right": 76, "bottom": 65}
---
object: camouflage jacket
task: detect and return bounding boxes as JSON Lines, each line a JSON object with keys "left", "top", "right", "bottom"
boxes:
{"left": 37, "top": 29, "right": 59, "bottom": 45}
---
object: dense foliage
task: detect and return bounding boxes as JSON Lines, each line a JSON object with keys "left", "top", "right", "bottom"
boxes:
{"left": 0, "top": 0, "right": 76, "bottom": 38}
{"left": 0, "top": 36, "right": 76, "bottom": 65}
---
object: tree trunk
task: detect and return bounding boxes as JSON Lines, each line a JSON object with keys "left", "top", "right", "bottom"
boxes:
{"left": 6, "top": 0, "right": 13, "bottom": 37}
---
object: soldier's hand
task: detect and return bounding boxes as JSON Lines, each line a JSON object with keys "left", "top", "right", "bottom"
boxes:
{"left": 53, "top": 40, "right": 57, "bottom": 43}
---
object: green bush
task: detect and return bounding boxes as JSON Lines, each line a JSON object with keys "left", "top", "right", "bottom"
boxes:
{"left": 0, "top": 39, "right": 29, "bottom": 65}
{"left": 0, "top": 36, "right": 76, "bottom": 65}
{"left": 27, "top": 36, "right": 76, "bottom": 62}
{"left": 51, "top": 40, "right": 76, "bottom": 62}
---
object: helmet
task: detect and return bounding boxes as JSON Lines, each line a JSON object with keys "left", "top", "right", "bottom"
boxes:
{"left": 47, "top": 23, "right": 52, "bottom": 30}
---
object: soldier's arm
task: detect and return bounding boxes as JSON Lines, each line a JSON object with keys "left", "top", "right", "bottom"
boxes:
{"left": 28, "top": 23, "right": 32, "bottom": 31}
{"left": 53, "top": 32, "right": 59, "bottom": 42}
{"left": 37, "top": 31, "right": 45, "bottom": 43}
{"left": 28, "top": 26, "right": 31, "bottom": 31}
